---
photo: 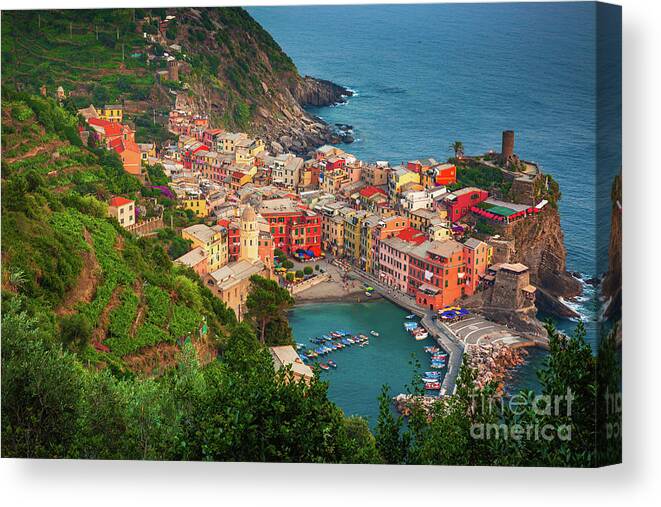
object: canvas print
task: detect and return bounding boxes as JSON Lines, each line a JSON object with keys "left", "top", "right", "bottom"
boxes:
{"left": 1, "top": 2, "right": 621, "bottom": 466}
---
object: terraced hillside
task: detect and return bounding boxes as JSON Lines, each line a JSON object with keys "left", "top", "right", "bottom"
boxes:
{"left": 1, "top": 93, "right": 234, "bottom": 375}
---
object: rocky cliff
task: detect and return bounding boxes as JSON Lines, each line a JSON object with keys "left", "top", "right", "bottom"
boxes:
{"left": 601, "top": 174, "right": 622, "bottom": 320}
{"left": 480, "top": 207, "right": 582, "bottom": 319}
{"left": 155, "top": 7, "right": 351, "bottom": 155}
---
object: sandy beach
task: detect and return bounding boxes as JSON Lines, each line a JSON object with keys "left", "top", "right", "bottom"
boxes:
{"left": 292, "top": 260, "right": 382, "bottom": 305}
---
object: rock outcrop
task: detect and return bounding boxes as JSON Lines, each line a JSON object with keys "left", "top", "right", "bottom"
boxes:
{"left": 601, "top": 174, "right": 622, "bottom": 320}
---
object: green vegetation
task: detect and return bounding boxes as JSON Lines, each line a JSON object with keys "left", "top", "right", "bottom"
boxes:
{"left": 448, "top": 159, "right": 512, "bottom": 198}
{"left": 245, "top": 275, "right": 295, "bottom": 345}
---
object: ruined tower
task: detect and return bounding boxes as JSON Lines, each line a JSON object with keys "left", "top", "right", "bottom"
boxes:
{"left": 501, "top": 130, "right": 515, "bottom": 162}
{"left": 167, "top": 58, "right": 179, "bottom": 81}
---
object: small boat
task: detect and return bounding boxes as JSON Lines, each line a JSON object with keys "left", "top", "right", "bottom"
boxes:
{"left": 359, "top": 342, "right": 368, "bottom": 348}
{"left": 431, "top": 363, "right": 445, "bottom": 369}
{"left": 370, "top": 330, "right": 379, "bottom": 337}
{"left": 424, "top": 371, "right": 441, "bottom": 378}
{"left": 413, "top": 330, "right": 429, "bottom": 340}
{"left": 422, "top": 377, "right": 440, "bottom": 383}
{"left": 319, "top": 363, "right": 330, "bottom": 371}
{"left": 406, "top": 314, "right": 416, "bottom": 319}
{"left": 424, "top": 381, "right": 441, "bottom": 390}
{"left": 327, "top": 360, "right": 337, "bottom": 368}
{"left": 365, "top": 291, "right": 372, "bottom": 296}
{"left": 404, "top": 322, "right": 419, "bottom": 331}
{"left": 425, "top": 346, "right": 440, "bottom": 354}
{"left": 307, "top": 350, "right": 318, "bottom": 358}
{"left": 296, "top": 343, "right": 305, "bottom": 350}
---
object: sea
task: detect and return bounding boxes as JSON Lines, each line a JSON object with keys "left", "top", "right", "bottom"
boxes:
{"left": 250, "top": 3, "right": 621, "bottom": 417}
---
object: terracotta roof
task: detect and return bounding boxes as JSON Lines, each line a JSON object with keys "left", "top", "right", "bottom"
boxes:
{"left": 88, "top": 117, "right": 122, "bottom": 137}
{"left": 359, "top": 185, "right": 387, "bottom": 198}
{"left": 397, "top": 227, "right": 427, "bottom": 245}
{"left": 109, "top": 197, "right": 133, "bottom": 207}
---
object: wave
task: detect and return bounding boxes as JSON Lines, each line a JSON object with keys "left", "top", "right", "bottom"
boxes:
{"left": 559, "top": 273, "right": 599, "bottom": 322}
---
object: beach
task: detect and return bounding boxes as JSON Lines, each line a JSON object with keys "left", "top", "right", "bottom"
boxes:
{"left": 292, "top": 260, "right": 382, "bottom": 305}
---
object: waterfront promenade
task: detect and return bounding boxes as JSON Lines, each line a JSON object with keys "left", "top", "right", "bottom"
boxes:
{"left": 346, "top": 268, "right": 464, "bottom": 396}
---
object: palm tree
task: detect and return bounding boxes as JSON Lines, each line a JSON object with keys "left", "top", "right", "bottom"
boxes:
{"left": 449, "top": 141, "right": 464, "bottom": 159}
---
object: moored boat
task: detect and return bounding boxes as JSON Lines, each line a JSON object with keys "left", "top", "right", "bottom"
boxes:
{"left": 328, "top": 360, "right": 337, "bottom": 368}
{"left": 370, "top": 330, "right": 379, "bottom": 337}
{"left": 424, "top": 371, "right": 441, "bottom": 378}
{"left": 319, "top": 363, "right": 330, "bottom": 371}
{"left": 424, "top": 381, "right": 441, "bottom": 390}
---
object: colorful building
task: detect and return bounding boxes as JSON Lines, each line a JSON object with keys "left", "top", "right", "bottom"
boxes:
{"left": 107, "top": 196, "right": 135, "bottom": 228}
{"left": 98, "top": 104, "right": 123, "bottom": 123}
{"left": 444, "top": 187, "right": 489, "bottom": 222}
{"left": 259, "top": 199, "right": 322, "bottom": 256}
{"left": 181, "top": 224, "right": 228, "bottom": 272}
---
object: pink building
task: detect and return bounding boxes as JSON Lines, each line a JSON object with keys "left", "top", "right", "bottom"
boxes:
{"left": 379, "top": 237, "right": 417, "bottom": 293}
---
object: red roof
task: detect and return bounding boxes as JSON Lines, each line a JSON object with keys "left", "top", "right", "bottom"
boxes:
{"left": 359, "top": 186, "right": 387, "bottom": 198}
{"left": 109, "top": 197, "right": 133, "bottom": 207}
{"left": 88, "top": 117, "right": 122, "bottom": 137}
{"left": 397, "top": 227, "right": 427, "bottom": 245}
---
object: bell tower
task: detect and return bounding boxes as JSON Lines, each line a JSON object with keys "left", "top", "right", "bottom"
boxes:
{"left": 240, "top": 206, "right": 259, "bottom": 261}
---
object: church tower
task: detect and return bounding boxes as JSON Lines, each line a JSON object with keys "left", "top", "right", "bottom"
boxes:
{"left": 240, "top": 205, "right": 259, "bottom": 261}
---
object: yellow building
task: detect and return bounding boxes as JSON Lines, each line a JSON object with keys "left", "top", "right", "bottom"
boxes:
{"left": 388, "top": 167, "right": 420, "bottom": 201}
{"left": 359, "top": 215, "right": 380, "bottom": 273}
{"left": 343, "top": 210, "right": 368, "bottom": 264}
{"left": 98, "top": 104, "right": 123, "bottom": 123}
{"left": 182, "top": 224, "right": 228, "bottom": 272}
{"left": 235, "top": 138, "right": 265, "bottom": 165}
{"left": 181, "top": 197, "right": 208, "bottom": 218}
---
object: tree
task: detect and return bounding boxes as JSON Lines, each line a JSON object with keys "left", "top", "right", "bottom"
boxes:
{"left": 245, "top": 275, "right": 294, "bottom": 344}
{"left": 374, "top": 385, "right": 409, "bottom": 464}
{"left": 295, "top": 270, "right": 304, "bottom": 279}
{"left": 283, "top": 260, "right": 294, "bottom": 269}
{"left": 303, "top": 266, "right": 313, "bottom": 276}
{"left": 449, "top": 140, "right": 464, "bottom": 159}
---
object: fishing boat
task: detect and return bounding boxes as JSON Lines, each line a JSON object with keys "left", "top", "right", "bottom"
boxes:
{"left": 431, "top": 362, "right": 445, "bottom": 369}
{"left": 370, "top": 330, "right": 380, "bottom": 337}
{"left": 424, "top": 371, "right": 441, "bottom": 378}
{"left": 299, "top": 354, "right": 309, "bottom": 362}
{"left": 425, "top": 346, "right": 440, "bottom": 353}
{"left": 327, "top": 360, "right": 337, "bottom": 368}
{"left": 319, "top": 363, "right": 330, "bottom": 371}
{"left": 307, "top": 350, "right": 318, "bottom": 358}
{"left": 424, "top": 381, "right": 441, "bottom": 390}
{"left": 296, "top": 343, "right": 305, "bottom": 350}
{"left": 403, "top": 322, "right": 418, "bottom": 331}
{"left": 422, "top": 377, "right": 440, "bottom": 383}
{"left": 406, "top": 314, "right": 416, "bottom": 319}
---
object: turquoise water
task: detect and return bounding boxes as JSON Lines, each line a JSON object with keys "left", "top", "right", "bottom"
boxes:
{"left": 289, "top": 300, "right": 441, "bottom": 424}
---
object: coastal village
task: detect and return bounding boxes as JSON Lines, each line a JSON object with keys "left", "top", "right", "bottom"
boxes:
{"left": 16, "top": 11, "right": 555, "bottom": 399}
{"left": 71, "top": 81, "right": 553, "bottom": 396}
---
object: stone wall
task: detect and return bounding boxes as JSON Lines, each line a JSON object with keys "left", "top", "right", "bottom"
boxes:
{"left": 126, "top": 216, "right": 164, "bottom": 237}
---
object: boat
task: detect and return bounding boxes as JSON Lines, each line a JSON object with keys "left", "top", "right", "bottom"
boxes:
{"left": 296, "top": 343, "right": 305, "bottom": 350}
{"left": 425, "top": 346, "right": 440, "bottom": 353}
{"left": 327, "top": 360, "right": 337, "bottom": 368}
{"left": 319, "top": 363, "right": 330, "bottom": 371}
{"left": 370, "top": 330, "right": 380, "bottom": 337}
{"left": 299, "top": 354, "right": 309, "bottom": 362}
{"left": 422, "top": 377, "right": 440, "bottom": 383}
{"left": 307, "top": 350, "right": 318, "bottom": 358}
{"left": 431, "top": 363, "right": 445, "bottom": 369}
{"left": 406, "top": 314, "right": 416, "bottom": 319}
{"left": 424, "top": 371, "right": 441, "bottom": 378}
{"left": 404, "top": 322, "right": 419, "bottom": 331}
{"left": 424, "top": 381, "right": 441, "bottom": 390}
{"left": 414, "top": 330, "right": 429, "bottom": 341}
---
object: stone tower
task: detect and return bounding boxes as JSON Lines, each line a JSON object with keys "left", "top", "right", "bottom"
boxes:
{"left": 167, "top": 58, "right": 179, "bottom": 81}
{"left": 501, "top": 130, "right": 515, "bottom": 162}
{"left": 240, "top": 205, "right": 259, "bottom": 261}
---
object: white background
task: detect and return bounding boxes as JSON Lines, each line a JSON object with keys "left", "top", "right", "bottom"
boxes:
{"left": 1, "top": 0, "right": 659, "bottom": 505}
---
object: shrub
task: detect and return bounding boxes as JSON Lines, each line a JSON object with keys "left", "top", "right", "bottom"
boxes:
{"left": 303, "top": 266, "right": 313, "bottom": 276}
{"left": 59, "top": 313, "right": 92, "bottom": 351}
{"left": 283, "top": 260, "right": 294, "bottom": 269}
{"left": 295, "top": 270, "right": 304, "bottom": 279}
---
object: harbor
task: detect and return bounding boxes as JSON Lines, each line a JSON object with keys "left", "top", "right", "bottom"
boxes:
{"left": 289, "top": 299, "right": 445, "bottom": 424}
